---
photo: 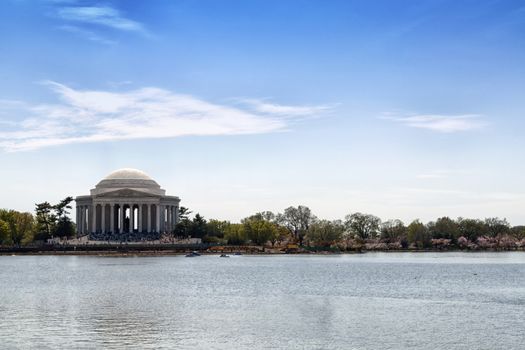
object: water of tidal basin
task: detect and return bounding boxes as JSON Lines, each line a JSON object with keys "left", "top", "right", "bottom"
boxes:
{"left": 1, "top": 253, "right": 524, "bottom": 349}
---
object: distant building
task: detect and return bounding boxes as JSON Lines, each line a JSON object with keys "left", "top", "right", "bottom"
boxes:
{"left": 75, "top": 168, "right": 180, "bottom": 239}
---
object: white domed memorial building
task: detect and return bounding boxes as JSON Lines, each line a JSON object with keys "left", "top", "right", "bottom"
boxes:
{"left": 75, "top": 169, "right": 180, "bottom": 241}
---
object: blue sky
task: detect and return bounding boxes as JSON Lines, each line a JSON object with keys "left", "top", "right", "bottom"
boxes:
{"left": 1, "top": 0, "right": 524, "bottom": 224}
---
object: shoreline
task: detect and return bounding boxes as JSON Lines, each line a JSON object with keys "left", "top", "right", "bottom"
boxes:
{"left": 1, "top": 247, "right": 524, "bottom": 256}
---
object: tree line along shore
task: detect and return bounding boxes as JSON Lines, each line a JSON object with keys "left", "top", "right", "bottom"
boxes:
{"left": 1, "top": 198, "right": 525, "bottom": 252}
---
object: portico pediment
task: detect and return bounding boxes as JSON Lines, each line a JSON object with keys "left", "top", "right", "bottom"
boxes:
{"left": 95, "top": 188, "right": 161, "bottom": 198}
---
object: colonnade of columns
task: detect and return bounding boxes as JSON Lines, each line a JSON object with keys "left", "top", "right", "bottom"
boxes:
{"left": 76, "top": 203, "right": 178, "bottom": 235}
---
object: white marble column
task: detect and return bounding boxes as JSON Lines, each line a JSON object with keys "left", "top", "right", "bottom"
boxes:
{"left": 87, "top": 205, "right": 91, "bottom": 234}
{"left": 156, "top": 204, "right": 160, "bottom": 233}
{"left": 169, "top": 206, "right": 172, "bottom": 230}
{"left": 163, "top": 205, "right": 167, "bottom": 232}
{"left": 160, "top": 205, "right": 165, "bottom": 232}
{"left": 147, "top": 204, "right": 151, "bottom": 233}
{"left": 120, "top": 205, "right": 125, "bottom": 233}
{"left": 168, "top": 206, "right": 173, "bottom": 231}
{"left": 82, "top": 206, "right": 86, "bottom": 234}
{"left": 138, "top": 204, "right": 143, "bottom": 232}
{"left": 101, "top": 204, "right": 106, "bottom": 234}
{"left": 78, "top": 206, "right": 82, "bottom": 234}
{"left": 172, "top": 206, "right": 175, "bottom": 229}
{"left": 79, "top": 206, "right": 82, "bottom": 234}
{"left": 110, "top": 204, "right": 115, "bottom": 233}
{"left": 165, "top": 205, "right": 169, "bottom": 232}
{"left": 76, "top": 206, "right": 79, "bottom": 234}
{"left": 92, "top": 204, "right": 97, "bottom": 233}
{"left": 130, "top": 204, "right": 135, "bottom": 232}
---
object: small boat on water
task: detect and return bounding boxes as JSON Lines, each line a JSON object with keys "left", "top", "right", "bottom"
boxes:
{"left": 234, "top": 252, "right": 242, "bottom": 256}
{"left": 185, "top": 251, "right": 201, "bottom": 257}
{"left": 219, "top": 254, "right": 230, "bottom": 258}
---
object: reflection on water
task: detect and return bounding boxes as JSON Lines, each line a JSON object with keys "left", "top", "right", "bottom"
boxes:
{"left": 1, "top": 253, "right": 524, "bottom": 349}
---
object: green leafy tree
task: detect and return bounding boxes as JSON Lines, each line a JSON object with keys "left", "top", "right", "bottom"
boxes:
{"left": 242, "top": 217, "right": 278, "bottom": 245}
{"left": 0, "top": 209, "right": 10, "bottom": 244}
{"left": 270, "top": 225, "right": 289, "bottom": 247}
{"left": 277, "top": 205, "right": 315, "bottom": 245}
{"left": 206, "top": 219, "right": 230, "bottom": 239}
{"left": 407, "top": 220, "right": 431, "bottom": 248}
{"left": 178, "top": 206, "right": 192, "bottom": 221}
{"left": 35, "top": 201, "right": 56, "bottom": 240}
{"left": 54, "top": 197, "right": 75, "bottom": 238}
{"left": 510, "top": 226, "right": 525, "bottom": 240}
{"left": 0, "top": 218, "right": 9, "bottom": 245}
{"left": 380, "top": 219, "right": 406, "bottom": 242}
{"left": 55, "top": 220, "right": 76, "bottom": 238}
{"left": 0, "top": 209, "right": 10, "bottom": 222}
{"left": 173, "top": 220, "right": 191, "bottom": 237}
{"left": 254, "top": 211, "right": 276, "bottom": 222}
{"left": 457, "top": 218, "right": 488, "bottom": 241}
{"left": 6, "top": 211, "right": 35, "bottom": 246}
{"left": 54, "top": 197, "right": 74, "bottom": 219}
{"left": 189, "top": 213, "right": 207, "bottom": 238}
{"left": 307, "top": 220, "right": 344, "bottom": 247}
{"left": 344, "top": 213, "right": 381, "bottom": 240}
{"left": 224, "top": 223, "right": 246, "bottom": 245}
{"left": 173, "top": 206, "right": 193, "bottom": 237}
{"left": 427, "top": 217, "right": 459, "bottom": 241}
{"left": 484, "top": 217, "right": 510, "bottom": 237}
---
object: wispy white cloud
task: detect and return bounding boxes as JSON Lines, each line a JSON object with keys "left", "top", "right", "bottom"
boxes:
{"left": 48, "top": 2, "right": 147, "bottom": 43}
{"left": 383, "top": 113, "right": 487, "bottom": 132}
{"left": 0, "top": 82, "right": 331, "bottom": 152}
{"left": 0, "top": 120, "right": 18, "bottom": 126}
{"left": 237, "top": 98, "right": 334, "bottom": 118}
{"left": 57, "top": 25, "right": 116, "bottom": 45}
{"left": 56, "top": 5, "right": 144, "bottom": 33}
{"left": 0, "top": 99, "right": 28, "bottom": 109}
{"left": 107, "top": 80, "right": 134, "bottom": 88}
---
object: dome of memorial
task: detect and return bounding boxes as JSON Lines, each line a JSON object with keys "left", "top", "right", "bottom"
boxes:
{"left": 93, "top": 168, "right": 161, "bottom": 192}
{"left": 104, "top": 168, "right": 153, "bottom": 181}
